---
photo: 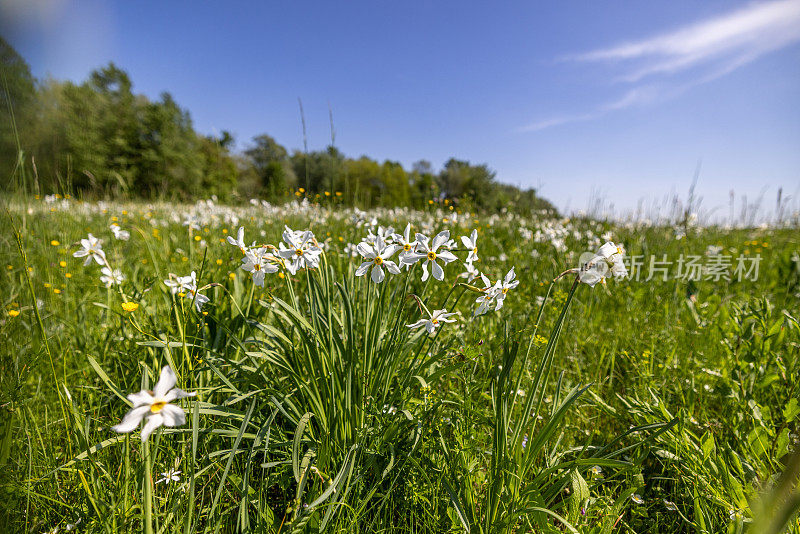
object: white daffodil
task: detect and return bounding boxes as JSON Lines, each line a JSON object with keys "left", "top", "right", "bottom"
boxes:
{"left": 705, "top": 245, "right": 723, "bottom": 256}
{"left": 110, "top": 223, "right": 130, "bottom": 241}
{"left": 73, "top": 233, "right": 106, "bottom": 266}
{"left": 100, "top": 266, "right": 124, "bottom": 288}
{"left": 392, "top": 223, "right": 418, "bottom": 267}
{"left": 461, "top": 229, "right": 479, "bottom": 263}
{"left": 355, "top": 236, "right": 401, "bottom": 283}
{"left": 406, "top": 308, "right": 458, "bottom": 335}
{"left": 241, "top": 247, "right": 279, "bottom": 286}
{"left": 474, "top": 274, "right": 500, "bottom": 316}
{"left": 227, "top": 226, "right": 250, "bottom": 255}
{"left": 157, "top": 468, "right": 182, "bottom": 485}
{"left": 366, "top": 225, "right": 395, "bottom": 247}
{"left": 493, "top": 267, "right": 519, "bottom": 311}
{"left": 164, "top": 271, "right": 210, "bottom": 311}
{"left": 406, "top": 230, "right": 458, "bottom": 281}
{"left": 579, "top": 241, "right": 627, "bottom": 287}
{"left": 112, "top": 366, "right": 196, "bottom": 442}
{"left": 164, "top": 272, "right": 194, "bottom": 295}
{"left": 457, "top": 261, "right": 480, "bottom": 282}
{"left": 277, "top": 226, "right": 322, "bottom": 275}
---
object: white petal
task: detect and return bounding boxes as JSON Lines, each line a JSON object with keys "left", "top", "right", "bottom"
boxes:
{"left": 355, "top": 262, "right": 372, "bottom": 277}
{"left": 406, "top": 319, "right": 426, "bottom": 329}
{"left": 127, "top": 390, "right": 155, "bottom": 407}
{"left": 159, "top": 404, "right": 186, "bottom": 427}
{"left": 140, "top": 414, "right": 163, "bottom": 442}
{"left": 194, "top": 294, "right": 209, "bottom": 311}
{"left": 460, "top": 236, "right": 473, "bottom": 249}
{"left": 384, "top": 261, "right": 401, "bottom": 274}
{"left": 112, "top": 405, "right": 150, "bottom": 433}
{"left": 356, "top": 242, "right": 376, "bottom": 259}
{"left": 154, "top": 366, "right": 177, "bottom": 399}
{"left": 371, "top": 264, "right": 385, "bottom": 283}
{"left": 431, "top": 261, "right": 444, "bottom": 281}
{"left": 437, "top": 250, "right": 458, "bottom": 264}
{"left": 172, "top": 387, "right": 196, "bottom": 399}
{"left": 381, "top": 244, "right": 401, "bottom": 259}
{"left": 420, "top": 261, "right": 430, "bottom": 282}
{"left": 431, "top": 231, "right": 449, "bottom": 251}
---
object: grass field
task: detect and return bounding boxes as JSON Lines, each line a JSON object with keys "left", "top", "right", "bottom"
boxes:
{"left": 1, "top": 195, "right": 799, "bottom": 533}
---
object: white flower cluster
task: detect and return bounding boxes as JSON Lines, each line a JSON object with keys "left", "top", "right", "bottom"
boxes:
{"left": 164, "top": 271, "right": 210, "bottom": 311}
{"left": 228, "top": 225, "right": 324, "bottom": 286}
{"left": 73, "top": 233, "right": 126, "bottom": 289}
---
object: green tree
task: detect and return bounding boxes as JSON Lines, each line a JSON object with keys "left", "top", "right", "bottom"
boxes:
{"left": 135, "top": 92, "right": 202, "bottom": 198}
{"left": 0, "top": 37, "right": 37, "bottom": 186}
{"left": 245, "top": 134, "right": 296, "bottom": 199}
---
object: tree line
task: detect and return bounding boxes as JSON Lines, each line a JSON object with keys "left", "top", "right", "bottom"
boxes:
{"left": 1, "top": 37, "right": 555, "bottom": 214}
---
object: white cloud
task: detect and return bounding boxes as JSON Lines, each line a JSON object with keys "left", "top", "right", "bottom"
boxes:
{"left": 570, "top": 0, "right": 800, "bottom": 79}
{"left": 522, "top": 1, "right": 800, "bottom": 132}
{"left": 518, "top": 88, "right": 656, "bottom": 132}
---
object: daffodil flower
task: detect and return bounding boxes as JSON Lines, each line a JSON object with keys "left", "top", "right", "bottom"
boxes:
{"left": 277, "top": 226, "right": 322, "bottom": 275}
{"left": 391, "top": 223, "right": 418, "bottom": 267}
{"left": 355, "top": 236, "right": 401, "bottom": 283}
{"left": 164, "top": 271, "right": 210, "bottom": 311}
{"left": 112, "top": 366, "right": 195, "bottom": 442}
{"left": 406, "top": 230, "right": 458, "bottom": 281}
{"left": 100, "top": 266, "right": 124, "bottom": 288}
{"left": 110, "top": 223, "right": 130, "bottom": 241}
{"left": 579, "top": 241, "right": 627, "bottom": 287}
{"left": 73, "top": 233, "right": 106, "bottom": 266}
{"left": 474, "top": 274, "right": 500, "bottom": 316}
{"left": 226, "top": 226, "right": 250, "bottom": 255}
{"left": 457, "top": 261, "right": 480, "bottom": 282}
{"left": 157, "top": 468, "right": 182, "bottom": 485}
{"left": 493, "top": 267, "right": 519, "bottom": 311}
{"left": 241, "top": 247, "right": 279, "bottom": 286}
{"left": 366, "top": 225, "right": 395, "bottom": 246}
{"left": 406, "top": 308, "right": 458, "bottom": 335}
{"left": 461, "top": 229, "right": 479, "bottom": 263}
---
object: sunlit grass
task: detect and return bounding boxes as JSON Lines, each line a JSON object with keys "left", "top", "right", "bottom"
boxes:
{"left": 1, "top": 196, "right": 799, "bottom": 533}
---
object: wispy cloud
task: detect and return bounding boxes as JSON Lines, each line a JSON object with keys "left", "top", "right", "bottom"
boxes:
{"left": 518, "top": 88, "right": 656, "bottom": 132}
{"left": 522, "top": 0, "right": 800, "bottom": 132}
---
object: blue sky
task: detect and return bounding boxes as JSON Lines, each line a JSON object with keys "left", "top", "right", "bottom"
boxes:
{"left": 3, "top": 0, "right": 799, "bottom": 214}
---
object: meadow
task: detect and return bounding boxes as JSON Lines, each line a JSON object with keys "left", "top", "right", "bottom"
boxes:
{"left": 1, "top": 194, "right": 799, "bottom": 533}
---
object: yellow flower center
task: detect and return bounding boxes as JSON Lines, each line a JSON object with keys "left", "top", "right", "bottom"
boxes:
{"left": 374, "top": 256, "right": 384, "bottom": 265}
{"left": 473, "top": 247, "right": 477, "bottom": 254}
{"left": 427, "top": 251, "right": 437, "bottom": 261}
{"left": 403, "top": 243, "right": 411, "bottom": 251}
{"left": 502, "top": 287, "right": 509, "bottom": 294}
{"left": 177, "top": 292, "right": 186, "bottom": 298}
{"left": 150, "top": 401, "right": 167, "bottom": 413}
{"left": 432, "top": 319, "right": 439, "bottom": 324}
{"left": 254, "top": 264, "right": 261, "bottom": 271}
{"left": 296, "top": 249, "right": 304, "bottom": 256}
